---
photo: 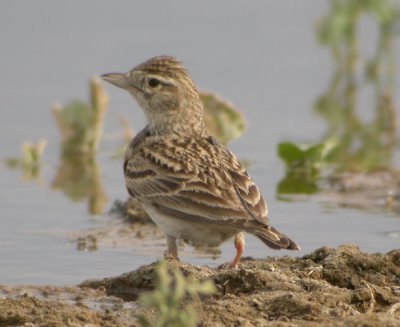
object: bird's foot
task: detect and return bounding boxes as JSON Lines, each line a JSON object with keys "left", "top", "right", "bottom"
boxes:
{"left": 163, "top": 249, "right": 180, "bottom": 261}
{"left": 164, "top": 235, "right": 179, "bottom": 261}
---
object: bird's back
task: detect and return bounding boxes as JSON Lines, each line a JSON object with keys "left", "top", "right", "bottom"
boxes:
{"left": 123, "top": 129, "right": 270, "bottom": 228}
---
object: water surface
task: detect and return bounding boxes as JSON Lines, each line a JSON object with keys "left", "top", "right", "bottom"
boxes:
{"left": 0, "top": 1, "right": 399, "bottom": 285}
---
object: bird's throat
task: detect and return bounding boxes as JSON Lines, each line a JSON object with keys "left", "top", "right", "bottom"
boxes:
{"left": 147, "top": 110, "right": 206, "bottom": 138}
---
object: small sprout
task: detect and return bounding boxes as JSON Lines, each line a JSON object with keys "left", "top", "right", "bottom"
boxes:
{"left": 277, "top": 139, "right": 338, "bottom": 195}
{"left": 139, "top": 261, "right": 216, "bottom": 327}
{"left": 5, "top": 139, "right": 47, "bottom": 181}
{"left": 278, "top": 139, "right": 338, "bottom": 178}
{"left": 21, "top": 139, "right": 47, "bottom": 167}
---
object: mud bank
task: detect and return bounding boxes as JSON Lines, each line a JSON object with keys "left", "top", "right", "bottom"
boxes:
{"left": 1, "top": 245, "right": 399, "bottom": 326}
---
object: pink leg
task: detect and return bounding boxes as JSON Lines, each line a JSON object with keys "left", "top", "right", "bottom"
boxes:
{"left": 230, "top": 232, "right": 245, "bottom": 268}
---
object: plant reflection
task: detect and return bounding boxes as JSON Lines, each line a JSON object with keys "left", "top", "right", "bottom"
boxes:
{"left": 52, "top": 153, "right": 107, "bottom": 215}
{"left": 51, "top": 78, "right": 109, "bottom": 214}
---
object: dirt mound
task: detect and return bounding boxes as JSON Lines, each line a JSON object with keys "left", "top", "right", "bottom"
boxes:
{"left": 82, "top": 244, "right": 400, "bottom": 326}
{"left": 1, "top": 245, "right": 399, "bottom": 326}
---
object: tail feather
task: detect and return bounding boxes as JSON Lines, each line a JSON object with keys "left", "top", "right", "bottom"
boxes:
{"left": 251, "top": 225, "right": 300, "bottom": 251}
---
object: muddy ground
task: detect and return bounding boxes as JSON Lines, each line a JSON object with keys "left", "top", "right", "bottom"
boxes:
{"left": 1, "top": 245, "right": 399, "bottom": 327}
{"left": 1, "top": 171, "right": 400, "bottom": 327}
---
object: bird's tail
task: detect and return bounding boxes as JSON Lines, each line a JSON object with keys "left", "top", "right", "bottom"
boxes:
{"left": 251, "top": 225, "right": 300, "bottom": 251}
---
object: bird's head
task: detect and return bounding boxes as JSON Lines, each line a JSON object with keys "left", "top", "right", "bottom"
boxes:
{"left": 101, "top": 56, "right": 206, "bottom": 136}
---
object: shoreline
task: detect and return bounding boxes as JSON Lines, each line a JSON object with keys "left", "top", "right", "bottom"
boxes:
{"left": 1, "top": 244, "right": 399, "bottom": 326}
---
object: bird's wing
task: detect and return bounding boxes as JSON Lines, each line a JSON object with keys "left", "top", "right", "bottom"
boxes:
{"left": 124, "top": 135, "right": 269, "bottom": 228}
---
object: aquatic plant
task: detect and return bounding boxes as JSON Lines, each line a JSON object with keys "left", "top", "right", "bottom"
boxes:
{"left": 139, "top": 261, "right": 216, "bottom": 327}
{"left": 5, "top": 139, "right": 47, "bottom": 181}
{"left": 277, "top": 139, "right": 337, "bottom": 194}
{"left": 278, "top": 139, "right": 337, "bottom": 178}
{"left": 52, "top": 78, "right": 109, "bottom": 155}
{"left": 316, "top": 0, "right": 400, "bottom": 69}
{"left": 314, "top": 0, "right": 400, "bottom": 172}
{"left": 278, "top": 0, "right": 400, "bottom": 194}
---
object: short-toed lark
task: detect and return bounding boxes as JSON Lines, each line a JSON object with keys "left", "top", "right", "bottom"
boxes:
{"left": 102, "top": 56, "right": 300, "bottom": 267}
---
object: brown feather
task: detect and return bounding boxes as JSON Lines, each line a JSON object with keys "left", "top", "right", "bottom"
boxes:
{"left": 252, "top": 226, "right": 300, "bottom": 250}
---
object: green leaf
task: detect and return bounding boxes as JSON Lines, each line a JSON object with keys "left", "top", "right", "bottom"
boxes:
{"left": 278, "top": 142, "right": 305, "bottom": 164}
{"left": 303, "top": 144, "right": 324, "bottom": 160}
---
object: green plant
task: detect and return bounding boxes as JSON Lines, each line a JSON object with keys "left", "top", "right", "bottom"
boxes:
{"left": 139, "top": 261, "right": 216, "bottom": 327}
{"left": 314, "top": 0, "right": 400, "bottom": 172}
{"left": 5, "top": 139, "right": 47, "bottom": 180}
{"left": 278, "top": 139, "right": 338, "bottom": 178}
{"left": 52, "top": 78, "right": 109, "bottom": 155}
{"left": 316, "top": 0, "right": 400, "bottom": 68}
{"left": 276, "top": 139, "right": 338, "bottom": 195}
{"left": 278, "top": 0, "right": 400, "bottom": 193}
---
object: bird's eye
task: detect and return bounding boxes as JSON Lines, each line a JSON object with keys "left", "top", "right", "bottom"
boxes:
{"left": 148, "top": 78, "right": 160, "bottom": 88}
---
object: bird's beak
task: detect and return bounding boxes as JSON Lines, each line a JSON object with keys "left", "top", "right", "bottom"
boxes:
{"left": 101, "top": 72, "right": 129, "bottom": 89}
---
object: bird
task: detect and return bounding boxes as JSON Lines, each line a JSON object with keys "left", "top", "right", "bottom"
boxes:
{"left": 101, "top": 56, "right": 300, "bottom": 267}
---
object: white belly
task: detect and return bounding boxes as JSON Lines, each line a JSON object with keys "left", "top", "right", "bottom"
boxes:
{"left": 142, "top": 204, "right": 237, "bottom": 247}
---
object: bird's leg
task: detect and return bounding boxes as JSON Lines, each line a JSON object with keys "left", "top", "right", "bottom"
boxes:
{"left": 163, "top": 235, "right": 179, "bottom": 261}
{"left": 230, "top": 232, "right": 245, "bottom": 268}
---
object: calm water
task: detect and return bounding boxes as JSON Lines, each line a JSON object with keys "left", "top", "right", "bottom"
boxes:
{"left": 1, "top": 1, "right": 399, "bottom": 285}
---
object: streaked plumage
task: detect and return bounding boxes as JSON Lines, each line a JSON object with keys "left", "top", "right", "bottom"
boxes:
{"left": 102, "top": 56, "right": 300, "bottom": 267}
